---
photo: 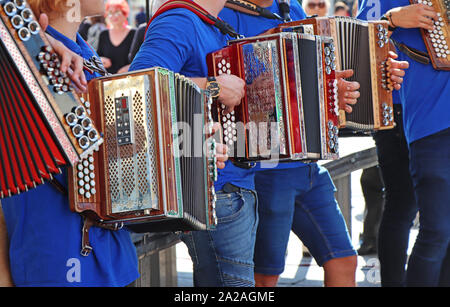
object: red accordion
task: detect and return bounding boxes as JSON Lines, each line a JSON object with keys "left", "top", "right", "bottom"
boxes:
{"left": 0, "top": 0, "right": 102, "bottom": 198}
{"left": 207, "top": 32, "right": 340, "bottom": 162}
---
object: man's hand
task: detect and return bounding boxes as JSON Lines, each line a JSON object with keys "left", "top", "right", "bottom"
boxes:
{"left": 216, "top": 74, "right": 245, "bottom": 114}
{"left": 386, "top": 51, "right": 410, "bottom": 91}
{"left": 336, "top": 69, "right": 360, "bottom": 114}
{"left": 38, "top": 14, "right": 87, "bottom": 93}
{"left": 388, "top": 4, "right": 438, "bottom": 31}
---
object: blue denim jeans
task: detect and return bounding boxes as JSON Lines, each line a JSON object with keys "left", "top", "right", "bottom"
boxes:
{"left": 373, "top": 104, "right": 418, "bottom": 287}
{"left": 406, "top": 127, "right": 450, "bottom": 287}
{"left": 180, "top": 186, "right": 258, "bottom": 287}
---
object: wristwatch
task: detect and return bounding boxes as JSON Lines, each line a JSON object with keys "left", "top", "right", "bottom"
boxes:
{"left": 206, "top": 76, "right": 221, "bottom": 99}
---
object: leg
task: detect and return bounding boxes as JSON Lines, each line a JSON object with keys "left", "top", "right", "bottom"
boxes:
{"left": 406, "top": 128, "right": 450, "bottom": 286}
{"left": 253, "top": 167, "right": 308, "bottom": 287}
{"left": 373, "top": 106, "right": 418, "bottom": 287}
{"left": 323, "top": 255, "right": 358, "bottom": 287}
{"left": 292, "top": 164, "right": 357, "bottom": 287}
{"left": 358, "top": 166, "right": 385, "bottom": 255}
{"left": 181, "top": 187, "right": 258, "bottom": 287}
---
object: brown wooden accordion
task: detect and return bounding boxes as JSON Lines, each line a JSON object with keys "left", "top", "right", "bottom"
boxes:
{"left": 207, "top": 32, "right": 340, "bottom": 163}
{"left": 0, "top": 0, "right": 103, "bottom": 199}
{"left": 410, "top": 0, "right": 450, "bottom": 71}
{"left": 69, "top": 68, "right": 218, "bottom": 232}
{"left": 269, "top": 17, "right": 395, "bottom": 131}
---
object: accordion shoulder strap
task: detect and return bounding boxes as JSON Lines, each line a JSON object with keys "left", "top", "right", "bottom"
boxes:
{"left": 225, "top": 0, "right": 283, "bottom": 20}
{"left": 145, "top": 0, "right": 241, "bottom": 39}
{"left": 391, "top": 38, "right": 430, "bottom": 66}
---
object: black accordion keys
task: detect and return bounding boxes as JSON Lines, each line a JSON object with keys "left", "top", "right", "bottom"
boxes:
{"left": 207, "top": 32, "right": 340, "bottom": 163}
{"left": 69, "top": 68, "right": 218, "bottom": 232}
{"left": 410, "top": 0, "right": 450, "bottom": 70}
{"left": 0, "top": 0, "right": 102, "bottom": 198}
{"left": 271, "top": 17, "right": 395, "bottom": 132}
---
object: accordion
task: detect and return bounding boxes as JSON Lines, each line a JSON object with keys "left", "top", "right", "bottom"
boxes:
{"left": 207, "top": 32, "right": 340, "bottom": 162}
{"left": 0, "top": 0, "right": 102, "bottom": 198}
{"left": 410, "top": 0, "right": 450, "bottom": 70}
{"left": 270, "top": 17, "right": 395, "bottom": 131}
{"left": 69, "top": 68, "right": 218, "bottom": 232}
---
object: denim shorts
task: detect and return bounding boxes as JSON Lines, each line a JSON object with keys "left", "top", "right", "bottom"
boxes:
{"left": 180, "top": 186, "right": 258, "bottom": 287}
{"left": 254, "top": 164, "right": 356, "bottom": 275}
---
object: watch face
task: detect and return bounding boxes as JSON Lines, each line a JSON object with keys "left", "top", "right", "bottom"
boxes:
{"left": 208, "top": 82, "right": 220, "bottom": 98}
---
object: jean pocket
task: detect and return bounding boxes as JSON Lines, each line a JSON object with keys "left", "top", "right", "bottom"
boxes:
{"left": 215, "top": 192, "right": 245, "bottom": 223}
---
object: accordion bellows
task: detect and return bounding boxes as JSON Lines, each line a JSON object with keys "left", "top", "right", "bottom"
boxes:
{"left": 0, "top": 0, "right": 102, "bottom": 198}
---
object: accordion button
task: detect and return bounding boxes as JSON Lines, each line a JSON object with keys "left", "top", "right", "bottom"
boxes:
{"left": 78, "top": 180, "right": 84, "bottom": 187}
{"left": 78, "top": 188, "right": 85, "bottom": 195}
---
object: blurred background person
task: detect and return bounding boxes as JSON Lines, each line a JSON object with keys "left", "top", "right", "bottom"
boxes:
{"left": 97, "top": 0, "right": 136, "bottom": 74}
{"left": 86, "top": 16, "right": 107, "bottom": 51}
{"left": 303, "top": 0, "right": 330, "bottom": 17}
{"left": 334, "top": 1, "right": 350, "bottom": 16}
{"left": 134, "top": 6, "right": 147, "bottom": 27}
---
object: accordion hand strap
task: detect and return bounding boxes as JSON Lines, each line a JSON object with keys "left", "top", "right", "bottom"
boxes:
{"left": 145, "top": 0, "right": 242, "bottom": 39}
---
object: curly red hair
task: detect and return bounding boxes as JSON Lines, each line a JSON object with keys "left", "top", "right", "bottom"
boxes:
{"left": 105, "top": 0, "right": 130, "bottom": 18}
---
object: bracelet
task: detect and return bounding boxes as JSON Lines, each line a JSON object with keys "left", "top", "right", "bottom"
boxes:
{"left": 387, "top": 12, "right": 397, "bottom": 29}
{"left": 381, "top": 13, "right": 396, "bottom": 31}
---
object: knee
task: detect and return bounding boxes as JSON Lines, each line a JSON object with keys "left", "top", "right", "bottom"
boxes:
{"left": 325, "top": 255, "right": 358, "bottom": 273}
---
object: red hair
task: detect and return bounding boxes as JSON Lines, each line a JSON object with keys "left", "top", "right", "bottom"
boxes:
{"left": 105, "top": 0, "right": 130, "bottom": 18}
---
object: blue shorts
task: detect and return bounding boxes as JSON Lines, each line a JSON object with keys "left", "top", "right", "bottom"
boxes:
{"left": 254, "top": 164, "right": 356, "bottom": 275}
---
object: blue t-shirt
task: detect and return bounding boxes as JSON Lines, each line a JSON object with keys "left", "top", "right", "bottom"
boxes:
{"left": 219, "top": 1, "right": 310, "bottom": 171}
{"left": 0, "top": 26, "right": 139, "bottom": 287}
{"left": 358, "top": 0, "right": 450, "bottom": 144}
{"left": 130, "top": 9, "right": 255, "bottom": 191}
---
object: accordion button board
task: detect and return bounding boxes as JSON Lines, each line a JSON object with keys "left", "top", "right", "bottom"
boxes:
{"left": 0, "top": 0, "right": 103, "bottom": 198}
{"left": 411, "top": 0, "right": 450, "bottom": 70}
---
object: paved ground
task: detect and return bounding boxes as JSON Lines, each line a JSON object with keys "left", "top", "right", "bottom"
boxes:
{"left": 174, "top": 138, "right": 419, "bottom": 287}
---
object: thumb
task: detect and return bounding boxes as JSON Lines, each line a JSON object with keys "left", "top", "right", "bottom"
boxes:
{"left": 38, "top": 13, "right": 49, "bottom": 31}
{"left": 335, "top": 69, "right": 354, "bottom": 79}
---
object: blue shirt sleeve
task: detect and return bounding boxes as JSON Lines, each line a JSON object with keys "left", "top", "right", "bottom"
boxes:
{"left": 130, "top": 12, "right": 197, "bottom": 72}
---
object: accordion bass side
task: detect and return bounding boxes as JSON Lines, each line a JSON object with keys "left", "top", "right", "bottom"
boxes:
{"left": 69, "top": 68, "right": 218, "bottom": 232}
{"left": 0, "top": 0, "right": 102, "bottom": 198}
{"left": 207, "top": 32, "right": 340, "bottom": 162}
{"left": 410, "top": 0, "right": 450, "bottom": 70}
{"left": 269, "top": 17, "right": 395, "bottom": 131}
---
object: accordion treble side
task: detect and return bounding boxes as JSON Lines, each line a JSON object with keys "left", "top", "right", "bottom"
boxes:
{"left": 69, "top": 68, "right": 218, "bottom": 232}
{"left": 410, "top": 0, "right": 450, "bottom": 71}
{"left": 0, "top": 0, "right": 102, "bottom": 198}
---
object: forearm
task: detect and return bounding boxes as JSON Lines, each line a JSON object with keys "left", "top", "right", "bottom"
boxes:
{"left": 0, "top": 204, "right": 13, "bottom": 286}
